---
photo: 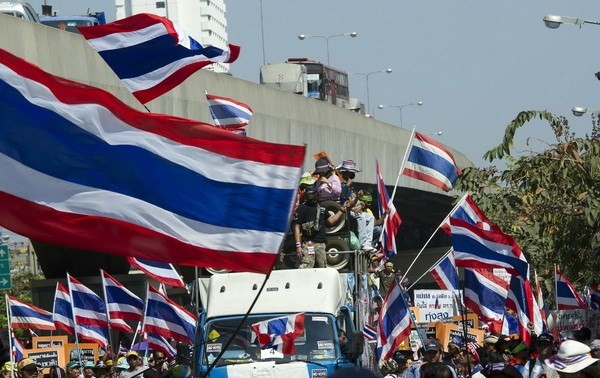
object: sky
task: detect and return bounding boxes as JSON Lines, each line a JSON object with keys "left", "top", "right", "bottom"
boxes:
{"left": 26, "top": 0, "right": 600, "bottom": 170}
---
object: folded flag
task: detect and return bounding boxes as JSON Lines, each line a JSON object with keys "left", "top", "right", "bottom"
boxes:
{"left": 12, "top": 331, "right": 24, "bottom": 362}
{"left": 376, "top": 160, "right": 402, "bottom": 259}
{"left": 451, "top": 218, "right": 529, "bottom": 278}
{"left": 403, "top": 131, "right": 462, "bottom": 192}
{"left": 251, "top": 313, "right": 305, "bottom": 355}
{"left": 53, "top": 282, "right": 74, "bottom": 334}
{"left": 0, "top": 48, "right": 305, "bottom": 274}
{"left": 78, "top": 13, "right": 240, "bottom": 104}
{"left": 590, "top": 284, "right": 600, "bottom": 310}
{"left": 377, "top": 280, "right": 412, "bottom": 360}
{"left": 101, "top": 270, "right": 144, "bottom": 333}
{"left": 7, "top": 295, "right": 55, "bottom": 331}
{"left": 206, "top": 93, "right": 253, "bottom": 129}
{"left": 430, "top": 250, "right": 459, "bottom": 291}
{"left": 127, "top": 257, "right": 185, "bottom": 288}
{"left": 143, "top": 285, "right": 196, "bottom": 345}
{"left": 502, "top": 311, "right": 519, "bottom": 336}
{"left": 555, "top": 266, "right": 586, "bottom": 310}
{"left": 147, "top": 333, "right": 177, "bottom": 358}
{"left": 463, "top": 268, "right": 508, "bottom": 323}
{"left": 506, "top": 275, "right": 536, "bottom": 345}
{"left": 363, "top": 322, "right": 377, "bottom": 342}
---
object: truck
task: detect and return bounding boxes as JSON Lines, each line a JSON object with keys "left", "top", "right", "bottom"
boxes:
{"left": 195, "top": 268, "right": 365, "bottom": 377}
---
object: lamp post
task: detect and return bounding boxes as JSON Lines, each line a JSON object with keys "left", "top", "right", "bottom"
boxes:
{"left": 297, "top": 32, "right": 358, "bottom": 66}
{"left": 377, "top": 101, "right": 423, "bottom": 128}
{"left": 572, "top": 106, "right": 600, "bottom": 116}
{"left": 259, "top": 0, "right": 266, "bottom": 65}
{"left": 543, "top": 14, "right": 600, "bottom": 29}
{"left": 352, "top": 68, "right": 393, "bottom": 116}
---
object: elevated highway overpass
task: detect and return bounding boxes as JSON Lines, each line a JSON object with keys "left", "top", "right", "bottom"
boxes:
{"left": 0, "top": 14, "right": 472, "bottom": 285}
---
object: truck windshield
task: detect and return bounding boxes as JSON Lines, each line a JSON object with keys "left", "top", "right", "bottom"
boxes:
{"left": 203, "top": 314, "right": 337, "bottom": 365}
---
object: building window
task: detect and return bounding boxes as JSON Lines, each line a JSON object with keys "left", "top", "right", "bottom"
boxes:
{"left": 156, "top": 1, "right": 165, "bottom": 8}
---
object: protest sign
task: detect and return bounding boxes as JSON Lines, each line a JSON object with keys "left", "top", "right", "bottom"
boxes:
{"left": 413, "top": 290, "right": 456, "bottom": 323}
{"left": 548, "top": 310, "right": 586, "bottom": 339}
{"left": 66, "top": 343, "right": 98, "bottom": 363}
{"left": 25, "top": 347, "right": 64, "bottom": 374}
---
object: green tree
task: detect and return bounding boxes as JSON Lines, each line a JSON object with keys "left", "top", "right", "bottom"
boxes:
{"left": 0, "top": 272, "right": 44, "bottom": 337}
{"left": 455, "top": 111, "right": 600, "bottom": 294}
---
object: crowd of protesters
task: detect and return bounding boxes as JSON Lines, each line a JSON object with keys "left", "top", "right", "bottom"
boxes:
{"left": 378, "top": 327, "right": 600, "bottom": 378}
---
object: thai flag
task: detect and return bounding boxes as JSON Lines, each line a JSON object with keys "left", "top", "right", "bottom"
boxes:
{"left": 442, "top": 194, "right": 501, "bottom": 234}
{"left": 376, "top": 160, "right": 402, "bottom": 258}
{"left": 12, "top": 331, "right": 24, "bottom": 362}
{"left": 143, "top": 285, "right": 196, "bottom": 345}
{"left": 53, "top": 283, "right": 74, "bottom": 334}
{"left": 590, "top": 284, "right": 600, "bottom": 310}
{"left": 506, "top": 275, "right": 537, "bottom": 344}
{"left": 127, "top": 258, "right": 185, "bottom": 288}
{"left": 555, "top": 267, "right": 586, "bottom": 310}
{"left": 430, "top": 251, "right": 459, "bottom": 291}
{"left": 450, "top": 218, "right": 529, "bottom": 278}
{"left": 403, "top": 131, "right": 462, "bottom": 192}
{"left": 147, "top": 333, "right": 177, "bottom": 358}
{"left": 251, "top": 313, "right": 305, "bottom": 355}
{"left": 501, "top": 311, "right": 519, "bottom": 336}
{"left": 118, "top": 343, "right": 128, "bottom": 356}
{"left": 376, "top": 280, "right": 412, "bottom": 360}
{"left": 67, "top": 274, "right": 109, "bottom": 347}
{"left": 101, "top": 270, "right": 144, "bottom": 333}
{"left": 7, "top": 295, "right": 55, "bottom": 331}
{"left": 206, "top": 93, "right": 253, "bottom": 129}
{"left": 0, "top": 48, "right": 305, "bottom": 275}
{"left": 363, "top": 323, "right": 377, "bottom": 342}
{"left": 78, "top": 13, "right": 240, "bottom": 104}
{"left": 463, "top": 268, "right": 508, "bottom": 323}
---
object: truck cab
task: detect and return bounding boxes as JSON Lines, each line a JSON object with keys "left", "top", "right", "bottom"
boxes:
{"left": 195, "top": 268, "right": 363, "bottom": 377}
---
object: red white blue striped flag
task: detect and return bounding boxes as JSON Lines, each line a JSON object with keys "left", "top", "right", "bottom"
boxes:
{"left": 206, "top": 93, "right": 253, "bottom": 129}
{"left": 376, "top": 160, "right": 402, "bottom": 259}
{"left": 555, "top": 266, "right": 586, "bottom": 310}
{"left": 8, "top": 295, "right": 55, "bottom": 331}
{"left": 101, "top": 270, "right": 144, "bottom": 333}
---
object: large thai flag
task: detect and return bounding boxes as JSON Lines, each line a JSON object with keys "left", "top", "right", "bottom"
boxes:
{"left": 206, "top": 93, "right": 253, "bottom": 129}
{"left": 450, "top": 218, "right": 529, "bottom": 278}
{"left": 376, "top": 280, "right": 412, "bottom": 360}
{"left": 555, "top": 267, "right": 586, "bottom": 310}
{"left": 78, "top": 13, "right": 240, "bottom": 104}
{"left": 251, "top": 313, "right": 305, "bottom": 355}
{"left": 67, "top": 275, "right": 109, "bottom": 347}
{"left": 430, "top": 251, "right": 459, "bottom": 291}
{"left": 127, "top": 257, "right": 185, "bottom": 288}
{"left": 590, "top": 284, "right": 600, "bottom": 310}
{"left": 143, "top": 285, "right": 196, "bottom": 345}
{"left": 101, "top": 270, "right": 144, "bottom": 333}
{"left": 53, "top": 283, "right": 74, "bottom": 334}
{"left": 506, "top": 275, "right": 536, "bottom": 344}
{"left": 0, "top": 49, "right": 305, "bottom": 275}
{"left": 147, "top": 333, "right": 177, "bottom": 358}
{"left": 7, "top": 295, "right": 55, "bottom": 331}
{"left": 376, "top": 160, "right": 402, "bottom": 258}
{"left": 403, "top": 131, "right": 462, "bottom": 192}
{"left": 463, "top": 268, "right": 508, "bottom": 323}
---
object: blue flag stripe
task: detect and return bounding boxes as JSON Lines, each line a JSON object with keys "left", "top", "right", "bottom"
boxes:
{"left": 209, "top": 104, "right": 251, "bottom": 119}
{"left": 0, "top": 83, "right": 293, "bottom": 232}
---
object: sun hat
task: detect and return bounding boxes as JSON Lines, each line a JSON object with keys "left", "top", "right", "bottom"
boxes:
{"left": 314, "top": 157, "right": 334, "bottom": 173}
{"left": 65, "top": 361, "right": 81, "bottom": 370}
{"left": 18, "top": 358, "right": 39, "bottom": 372}
{"left": 299, "top": 171, "right": 316, "bottom": 186}
{"left": 114, "top": 357, "right": 129, "bottom": 370}
{"left": 544, "top": 339, "right": 599, "bottom": 373}
{"left": 336, "top": 160, "right": 362, "bottom": 173}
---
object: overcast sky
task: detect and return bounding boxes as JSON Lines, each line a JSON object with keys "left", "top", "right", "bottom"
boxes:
{"left": 27, "top": 0, "right": 600, "bottom": 169}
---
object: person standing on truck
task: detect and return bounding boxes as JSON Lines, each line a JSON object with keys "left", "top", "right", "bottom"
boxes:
{"left": 379, "top": 261, "right": 400, "bottom": 297}
{"left": 314, "top": 157, "right": 341, "bottom": 202}
{"left": 293, "top": 186, "right": 349, "bottom": 268}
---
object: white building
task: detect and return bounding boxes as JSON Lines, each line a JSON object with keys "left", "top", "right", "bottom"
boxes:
{"left": 115, "top": 0, "right": 230, "bottom": 73}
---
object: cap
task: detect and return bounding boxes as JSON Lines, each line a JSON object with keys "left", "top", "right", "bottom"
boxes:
{"left": 336, "top": 160, "right": 362, "bottom": 173}
{"left": 94, "top": 361, "right": 108, "bottom": 370}
{"left": 392, "top": 350, "right": 408, "bottom": 363}
{"left": 484, "top": 334, "right": 499, "bottom": 344}
{"left": 299, "top": 171, "right": 316, "bottom": 186}
{"left": 114, "top": 357, "right": 129, "bottom": 370}
{"left": 65, "top": 361, "right": 81, "bottom": 370}
{"left": 104, "top": 360, "right": 113, "bottom": 367}
{"left": 1, "top": 362, "right": 15, "bottom": 372}
{"left": 168, "top": 365, "right": 192, "bottom": 378}
{"left": 359, "top": 193, "right": 373, "bottom": 202}
{"left": 424, "top": 339, "right": 441, "bottom": 352}
{"left": 314, "top": 157, "right": 334, "bottom": 173}
{"left": 536, "top": 333, "right": 554, "bottom": 344}
{"left": 18, "top": 358, "right": 39, "bottom": 372}
{"left": 370, "top": 255, "right": 381, "bottom": 262}
{"left": 126, "top": 351, "right": 139, "bottom": 358}
{"left": 385, "top": 262, "right": 394, "bottom": 268}
{"left": 83, "top": 361, "right": 95, "bottom": 369}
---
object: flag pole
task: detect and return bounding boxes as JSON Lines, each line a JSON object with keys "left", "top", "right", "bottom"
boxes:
{"left": 401, "top": 193, "right": 469, "bottom": 283}
{"left": 202, "top": 261, "right": 277, "bottom": 378}
{"left": 554, "top": 265, "right": 559, "bottom": 311}
{"left": 406, "top": 248, "right": 453, "bottom": 291}
{"left": 393, "top": 278, "right": 424, "bottom": 350}
{"left": 6, "top": 294, "right": 14, "bottom": 369}
{"left": 389, "top": 127, "right": 416, "bottom": 203}
{"left": 456, "top": 288, "right": 473, "bottom": 378}
{"left": 99, "top": 270, "right": 116, "bottom": 362}
{"left": 66, "top": 274, "right": 83, "bottom": 367}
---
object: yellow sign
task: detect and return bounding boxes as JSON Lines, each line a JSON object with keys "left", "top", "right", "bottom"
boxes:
{"left": 66, "top": 343, "right": 98, "bottom": 364}
{"left": 24, "top": 347, "right": 65, "bottom": 374}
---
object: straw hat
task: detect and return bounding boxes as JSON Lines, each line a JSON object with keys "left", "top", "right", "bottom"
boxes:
{"left": 545, "top": 340, "right": 599, "bottom": 373}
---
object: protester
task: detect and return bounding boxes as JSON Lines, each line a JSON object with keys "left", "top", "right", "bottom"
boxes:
{"left": 17, "top": 359, "right": 39, "bottom": 378}
{"left": 571, "top": 328, "right": 592, "bottom": 345}
{"left": 481, "top": 362, "right": 523, "bottom": 378}
{"left": 64, "top": 362, "right": 80, "bottom": 378}
{"left": 589, "top": 339, "right": 600, "bottom": 359}
{"left": 144, "top": 351, "right": 168, "bottom": 378}
{"left": 1, "top": 362, "right": 14, "bottom": 378}
{"left": 406, "top": 338, "right": 458, "bottom": 378}
{"left": 522, "top": 333, "right": 554, "bottom": 378}
{"left": 545, "top": 340, "right": 600, "bottom": 377}
{"left": 380, "top": 359, "right": 399, "bottom": 377}
{"left": 83, "top": 361, "right": 96, "bottom": 378}
{"left": 421, "top": 362, "right": 454, "bottom": 378}
{"left": 119, "top": 352, "right": 143, "bottom": 378}
{"left": 48, "top": 367, "right": 65, "bottom": 378}
{"left": 313, "top": 157, "right": 341, "bottom": 202}
{"left": 378, "top": 261, "right": 400, "bottom": 297}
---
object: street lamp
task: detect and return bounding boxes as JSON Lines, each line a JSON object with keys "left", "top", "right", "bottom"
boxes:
{"left": 377, "top": 101, "right": 423, "bottom": 128}
{"left": 352, "top": 68, "right": 393, "bottom": 116}
{"left": 572, "top": 106, "right": 600, "bottom": 116}
{"left": 297, "top": 32, "right": 358, "bottom": 66}
{"left": 543, "top": 14, "right": 600, "bottom": 29}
